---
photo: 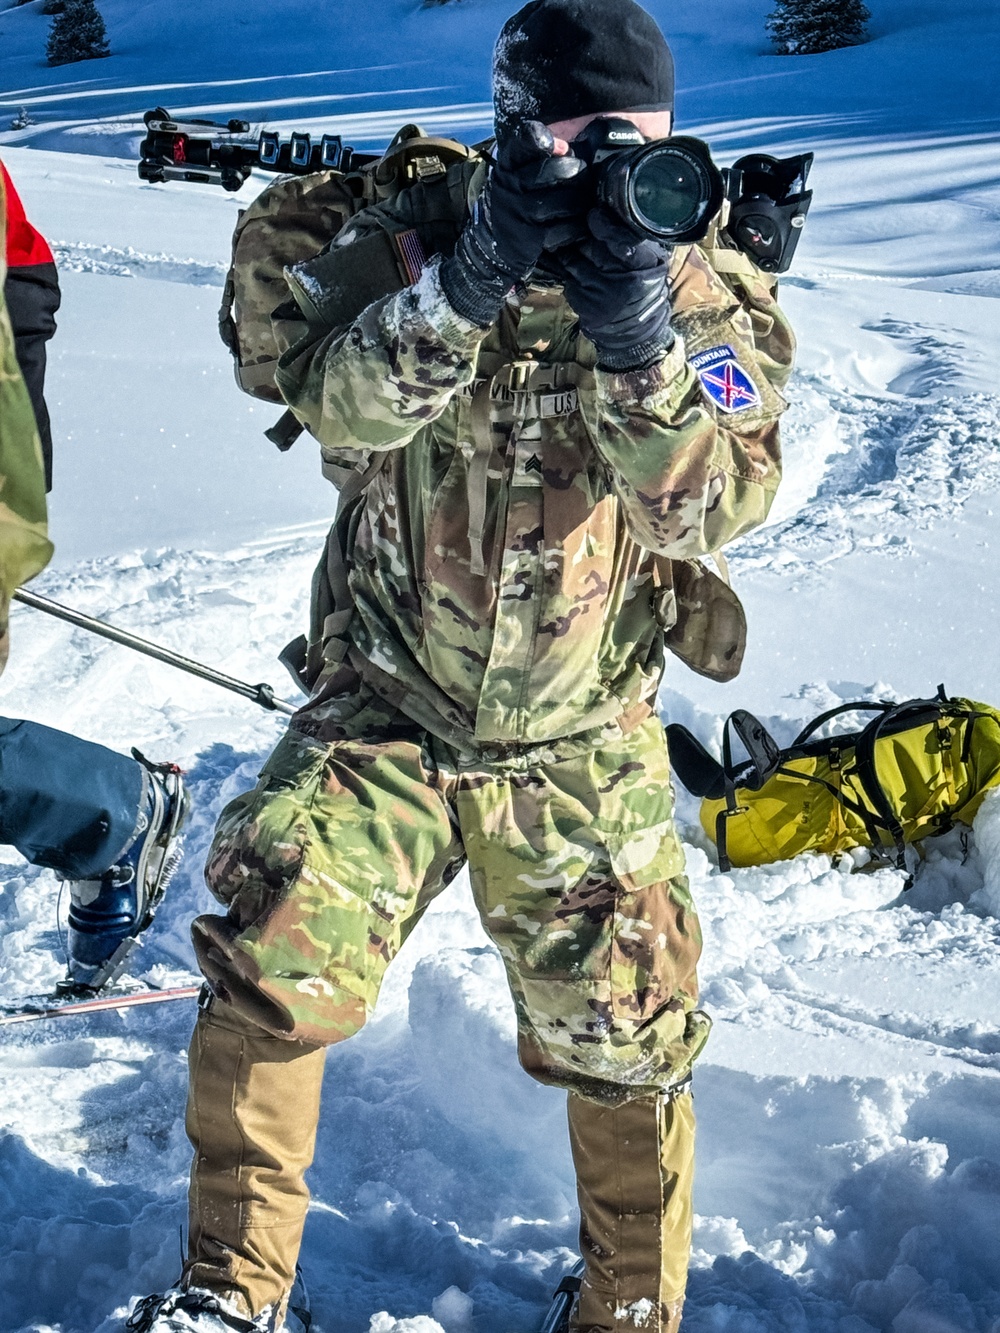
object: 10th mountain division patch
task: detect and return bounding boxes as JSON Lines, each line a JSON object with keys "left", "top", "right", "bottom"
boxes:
{"left": 689, "top": 344, "right": 762, "bottom": 414}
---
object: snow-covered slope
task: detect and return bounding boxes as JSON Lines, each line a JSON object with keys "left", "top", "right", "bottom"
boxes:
{"left": 1, "top": 0, "right": 998, "bottom": 154}
{"left": 1, "top": 3, "right": 1000, "bottom": 1332}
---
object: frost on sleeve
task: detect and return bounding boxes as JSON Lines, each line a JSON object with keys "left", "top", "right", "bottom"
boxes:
{"left": 275, "top": 248, "right": 487, "bottom": 454}
{"left": 593, "top": 246, "right": 792, "bottom": 559}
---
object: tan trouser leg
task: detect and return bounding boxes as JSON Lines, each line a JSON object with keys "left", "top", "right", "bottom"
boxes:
{"left": 183, "top": 1000, "right": 327, "bottom": 1317}
{"left": 568, "top": 1089, "right": 695, "bottom": 1333}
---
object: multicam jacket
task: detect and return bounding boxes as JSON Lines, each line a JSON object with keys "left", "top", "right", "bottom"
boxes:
{"left": 274, "top": 165, "right": 794, "bottom": 751}
{"left": 0, "top": 169, "right": 53, "bottom": 672}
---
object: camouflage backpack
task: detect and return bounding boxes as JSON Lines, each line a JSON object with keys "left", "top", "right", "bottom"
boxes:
{"left": 218, "top": 124, "right": 479, "bottom": 450}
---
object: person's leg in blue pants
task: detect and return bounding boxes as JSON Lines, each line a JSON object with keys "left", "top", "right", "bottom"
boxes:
{"left": 0, "top": 715, "right": 145, "bottom": 877}
{"left": 0, "top": 715, "right": 186, "bottom": 987}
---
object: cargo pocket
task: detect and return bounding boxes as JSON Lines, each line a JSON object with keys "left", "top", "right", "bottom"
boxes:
{"left": 607, "top": 819, "right": 700, "bottom": 1024}
{"left": 204, "top": 730, "right": 331, "bottom": 920}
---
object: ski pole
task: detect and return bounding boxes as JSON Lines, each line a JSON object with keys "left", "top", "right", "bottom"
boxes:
{"left": 12, "top": 588, "right": 299, "bottom": 717}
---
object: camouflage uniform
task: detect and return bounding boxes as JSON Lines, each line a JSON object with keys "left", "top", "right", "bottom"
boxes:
{"left": 188, "top": 163, "right": 794, "bottom": 1330}
{"left": 0, "top": 171, "right": 53, "bottom": 671}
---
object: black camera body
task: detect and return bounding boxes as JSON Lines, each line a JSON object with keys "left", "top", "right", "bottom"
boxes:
{"left": 570, "top": 117, "right": 725, "bottom": 247}
{"left": 566, "top": 118, "right": 813, "bottom": 273}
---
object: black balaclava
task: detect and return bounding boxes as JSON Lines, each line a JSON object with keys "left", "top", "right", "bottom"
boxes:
{"left": 492, "top": 0, "right": 675, "bottom": 146}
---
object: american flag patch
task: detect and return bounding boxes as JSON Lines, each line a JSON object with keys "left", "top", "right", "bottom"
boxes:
{"left": 394, "top": 229, "right": 427, "bottom": 286}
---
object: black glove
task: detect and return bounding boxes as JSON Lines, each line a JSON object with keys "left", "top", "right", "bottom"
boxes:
{"left": 549, "top": 208, "right": 674, "bottom": 372}
{"left": 441, "top": 121, "right": 587, "bottom": 328}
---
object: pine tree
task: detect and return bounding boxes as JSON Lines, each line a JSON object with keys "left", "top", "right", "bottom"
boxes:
{"left": 46, "top": 0, "right": 110, "bottom": 66}
{"left": 766, "top": 0, "right": 871, "bottom": 55}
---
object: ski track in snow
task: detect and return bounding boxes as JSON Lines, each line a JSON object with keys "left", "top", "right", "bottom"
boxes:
{"left": 733, "top": 376, "right": 1000, "bottom": 579}
{"left": 50, "top": 242, "right": 226, "bottom": 286}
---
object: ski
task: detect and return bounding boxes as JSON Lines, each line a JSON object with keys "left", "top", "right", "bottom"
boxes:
{"left": 0, "top": 982, "right": 202, "bottom": 1027}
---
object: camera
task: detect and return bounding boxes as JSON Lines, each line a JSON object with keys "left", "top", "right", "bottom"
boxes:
{"left": 569, "top": 117, "right": 725, "bottom": 246}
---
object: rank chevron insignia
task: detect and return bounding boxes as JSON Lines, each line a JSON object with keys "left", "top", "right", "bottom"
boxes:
{"left": 689, "top": 344, "right": 762, "bottom": 414}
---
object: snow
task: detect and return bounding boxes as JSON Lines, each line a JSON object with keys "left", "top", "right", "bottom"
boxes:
{"left": 1, "top": 1, "right": 1000, "bottom": 1331}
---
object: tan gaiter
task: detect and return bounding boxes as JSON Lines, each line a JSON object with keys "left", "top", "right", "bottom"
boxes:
{"left": 184, "top": 1000, "right": 327, "bottom": 1318}
{"left": 568, "top": 1088, "right": 696, "bottom": 1333}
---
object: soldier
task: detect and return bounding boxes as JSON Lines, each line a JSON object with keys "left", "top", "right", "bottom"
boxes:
{"left": 131, "top": 1, "right": 794, "bottom": 1330}
{"left": 0, "top": 163, "right": 186, "bottom": 994}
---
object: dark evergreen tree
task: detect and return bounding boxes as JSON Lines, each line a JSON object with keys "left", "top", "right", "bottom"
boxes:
{"left": 46, "top": 0, "right": 110, "bottom": 66}
{"left": 766, "top": 0, "right": 871, "bottom": 54}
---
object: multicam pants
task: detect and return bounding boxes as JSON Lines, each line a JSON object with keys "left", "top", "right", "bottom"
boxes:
{"left": 187, "top": 706, "right": 709, "bottom": 1330}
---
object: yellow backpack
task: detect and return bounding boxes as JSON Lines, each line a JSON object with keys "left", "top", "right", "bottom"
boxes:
{"left": 666, "top": 690, "right": 1000, "bottom": 877}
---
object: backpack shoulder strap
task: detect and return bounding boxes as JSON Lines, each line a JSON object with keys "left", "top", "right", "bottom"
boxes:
{"left": 849, "top": 693, "right": 957, "bottom": 871}
{"left": 280, "top": 451, "right": 391, "bottom": 694}
{"left": 372, "top": 123, "right": 477, "bottom": 200}
{"left": 790, "top": 700, "right": 892, "bottom": 749}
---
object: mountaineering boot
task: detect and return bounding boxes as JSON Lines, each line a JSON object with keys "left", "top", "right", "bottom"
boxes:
{"left": 63, "top": 753, "right": 188, "bottom": 990}
{"left": 539, "top": 1261, "right": 585, "bottom": 1333}
{"left": 125, "top": 1274, "right": 311, "bottom": 1333}
{"left": 127, "top": 1289, "right": 265, "bottom": 1333}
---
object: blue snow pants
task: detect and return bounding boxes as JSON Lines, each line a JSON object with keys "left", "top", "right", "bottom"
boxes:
{"left": 0, "top": 716, "right": 143, "bottom": 878}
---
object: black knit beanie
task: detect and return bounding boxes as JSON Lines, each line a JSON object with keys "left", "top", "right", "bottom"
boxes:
{"left": 493, "top": 0, "right": 675, "bottom": 145}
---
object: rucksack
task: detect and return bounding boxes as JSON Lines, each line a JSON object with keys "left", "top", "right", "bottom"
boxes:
{"left": 667, "top": 689, "right": 1000, "bottom": 879}
{"left": 217, "top": 124, "right": 479, "bottom": 449}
